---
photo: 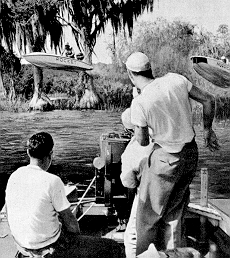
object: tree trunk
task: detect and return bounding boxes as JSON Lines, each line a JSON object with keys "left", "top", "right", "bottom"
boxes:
{"left": 0, "top": 60, "right": 6, "bottom": 99}
{"left": 76, "top": 71, "right": 99, "bottom": 109}
{"left": 0, "top": 1, "right": 5, "bottom": 100}
{"left": 28, "top": 13, "right": 53, "bottom": 112}
{"left": 9, "top": 78, "right": 16, "bottom": 103}
{"left": 76, "top": 28, "right": 99, "bottom": 109}
{"left": 29, "top": 66, "right": 53, "bottom": 111}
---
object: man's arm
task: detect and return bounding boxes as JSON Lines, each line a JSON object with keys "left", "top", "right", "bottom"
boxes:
{"left": 58, "top": 207, "right": 80, "bottom": 234}
{"left": 120, "top": 138, "right": 140, "bottom": 188}
{"left": 134, "top": 125, "right": 149, "bottom": 146}
{"left": 189, "top": 85, "right": 220, "bottom": 151}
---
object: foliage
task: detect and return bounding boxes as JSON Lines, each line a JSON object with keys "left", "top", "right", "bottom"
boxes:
{"left": 63, "top": 0, "right": 154, "bottom": 63}
{"left": 107, "top": 19, "right": 199, "bottom": 76}
{"left": 0, "top": 98, "right": 29, "bottom": 112}
{"left": 0, "top": 1, "right": 16, "bottom": 51}
{"left": 2, "top": 18, "right": 230, "bottom": 119}
{"left": 13, "top": 0, "right": 64, "bottom": 53}
{"left": 93, "top": 74, "right": 132, "bottom": 110}
{"left": 0, "top": 46, "right": 21, "bottom": 73}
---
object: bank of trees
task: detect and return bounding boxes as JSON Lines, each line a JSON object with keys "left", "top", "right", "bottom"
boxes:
{"left": 1, "top": 17, "right": 230, "bottom": 119}
{"left": 0, "top": 0, "right": 154, "bottom": 110}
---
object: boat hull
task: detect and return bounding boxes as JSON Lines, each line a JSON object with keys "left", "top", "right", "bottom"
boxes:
{"left": 23, "top": 52, "right": 93, "bottom": 71}
{"left": 191, "top": 56, "right": 230, "bottom": 88}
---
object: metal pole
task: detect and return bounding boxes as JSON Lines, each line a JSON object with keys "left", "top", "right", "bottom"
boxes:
{"left": 200, "top": 168, "right": 209, "bottom": 252}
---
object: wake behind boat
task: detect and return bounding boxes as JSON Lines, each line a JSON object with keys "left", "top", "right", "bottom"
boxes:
{"left": 191, "top": 56, "right": 230, "bottom": 88}
{"left": 23, "top": 52, "right": 93, "bottom": 71}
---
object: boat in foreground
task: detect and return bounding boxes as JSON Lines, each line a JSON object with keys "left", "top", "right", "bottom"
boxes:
{"left": 1, "top": 132, "right": 230, "bottom": 257}
{"left": 23, "top": 52, "right": 93, "bottom": 71}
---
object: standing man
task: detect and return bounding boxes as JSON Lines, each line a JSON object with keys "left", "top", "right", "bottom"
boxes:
{"left": 5, "top": 132, "right": 123, "bottom": 258}
{"left": 125, "top": 52, "right": 220, "bottom": 256}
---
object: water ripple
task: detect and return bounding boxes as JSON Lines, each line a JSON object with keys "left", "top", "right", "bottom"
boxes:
{"left": 1, "top": 110, "right": 230, "bottom": 201}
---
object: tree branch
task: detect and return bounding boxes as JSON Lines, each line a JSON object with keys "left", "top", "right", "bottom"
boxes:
{"left": 56, "top": 15, "right": 83, "bottom": 38}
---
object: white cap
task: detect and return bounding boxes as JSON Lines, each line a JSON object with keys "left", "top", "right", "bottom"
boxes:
{"left": 126, "top": 52, "right": 151, "bottom": 72}
{"left": 121, "top": 108, "right": 134, "bottom": 130}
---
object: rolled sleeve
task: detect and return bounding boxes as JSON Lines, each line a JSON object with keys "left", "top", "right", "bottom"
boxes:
{"left": 51, "top": 177, "right": 70, "bottom": 212}
{"left": 131, "top": 99, "right": 147, "bottom": 127}
{"left": 120, "top": 138, "right": 146, "bottom": 189}
{"left": 121, "top": 157, "right": 138, "bottom": 189}
{"left": 178, "top": 74, "right": 193, "bottom": 92}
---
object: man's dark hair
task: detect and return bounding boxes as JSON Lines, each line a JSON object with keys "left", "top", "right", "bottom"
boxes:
{"left": 27, "top": 132, "right": 54, "bottom": 159}
{"left": 131, "top": 69, "right": 154, "bottom": 79}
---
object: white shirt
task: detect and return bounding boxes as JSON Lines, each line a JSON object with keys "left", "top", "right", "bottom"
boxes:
{"left": 131, "top": 73, "right": 194, "bottom": 153}
{"left": 120, "top": 137, "right": 154, "bottom": 188}
{"left": 5, "top": 165, "right": 70, "bottom": 249}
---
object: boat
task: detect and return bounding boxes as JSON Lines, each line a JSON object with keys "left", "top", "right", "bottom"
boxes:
{"left": 191, "top": 56, "right": 230, "bottom": 89}
{"left": 23, "top": 52, "right": 93, "bottom": 71}
{"left": 1, "top": 132, "right": 230, "bottom": 257}
{"left": 1, "top": 57, "right": 230, "bottom": 257}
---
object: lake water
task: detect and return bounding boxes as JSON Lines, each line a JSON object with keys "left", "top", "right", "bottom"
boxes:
{"left": 1, "top": 110, "right": 230, "bottom": 209}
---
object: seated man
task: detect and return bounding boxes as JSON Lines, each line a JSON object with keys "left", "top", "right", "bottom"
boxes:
{"left": 5, "top": 132, "right": 123, "bottom": 258}
{"left": 62, "top": 42, "right": 75, "bottom": 58}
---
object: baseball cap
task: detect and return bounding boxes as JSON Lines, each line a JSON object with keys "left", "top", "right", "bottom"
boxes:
{"left": 126, "top": 52, "right": 151, "bottom": 72}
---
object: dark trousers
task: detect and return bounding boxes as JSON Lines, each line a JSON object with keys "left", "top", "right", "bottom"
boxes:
{"left": 16, "top": 230, "right": 124, "bottom": 258}
{"left": 136, "top": 139, "right": 198, "bottom": 256}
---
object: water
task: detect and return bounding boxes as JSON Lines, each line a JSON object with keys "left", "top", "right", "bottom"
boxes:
{"left": 1, "top": 110, "right": 230, "bottom": 209}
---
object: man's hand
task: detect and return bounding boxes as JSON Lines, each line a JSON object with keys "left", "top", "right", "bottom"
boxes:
{"left": 203, "top": 128, "right": 220, "bottom": 152}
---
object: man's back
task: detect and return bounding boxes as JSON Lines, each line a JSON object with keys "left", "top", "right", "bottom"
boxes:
{"left": 131, "top": 73, "right": 195, "bottom": 152}
{"left": 6, "top": 165, "right": 70, "bottom": 249}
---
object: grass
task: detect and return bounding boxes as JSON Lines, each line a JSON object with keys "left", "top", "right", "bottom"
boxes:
{"left": 0, "top": 97, "right": 29, "bottom": 112}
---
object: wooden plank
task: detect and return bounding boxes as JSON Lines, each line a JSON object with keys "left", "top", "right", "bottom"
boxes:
{"left": 187, "top": 202, "right": 222, "bottom": 221}
{"left": 103, "top": 228, "right": 125, "bottom": 244}
{"left": 200, "top": 168, "right": 208, "bottom": 207}
{"left": 209, "top": 199, "right": 230, "bottom": 236}
{"left": 64, "top": 185, "right": 77, "bottom": 196}
{"left": 209, "top": 199, "right": 230, "bottom": 216}
{"left": 82, "top": 203, "right": 109, "bottom": 216}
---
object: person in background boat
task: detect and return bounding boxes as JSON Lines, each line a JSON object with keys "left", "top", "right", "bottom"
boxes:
{"left": 224, "top": 50, "right": 230, "bottom": 65}
{"left": 125, "top": 52, "right": 220, "bottom": 256}
{"left": 221, "top": 56, "right": 227, "bottom": 63}
{"left": 62, "top": 42, "right": 75, "bottom": 58}
{"left": 120, "top": 108, "right": 154, "bottom": 258}
{"left": 5, "top": 132, "right": 123, "bottom": 258}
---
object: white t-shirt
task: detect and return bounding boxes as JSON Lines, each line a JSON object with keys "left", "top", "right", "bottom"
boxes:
{"left": 5, "top": 165, "right": 70, "bottom": 249}
{"left": 131, "top": 73, "right": 194, "bottom": 153}
{"left": 120, "top": 137, "right": 154, "bottom": 188}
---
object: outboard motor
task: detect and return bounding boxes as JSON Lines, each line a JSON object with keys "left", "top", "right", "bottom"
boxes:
{"left": 93, "top": 132, "right": 132, "bottom": 224}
